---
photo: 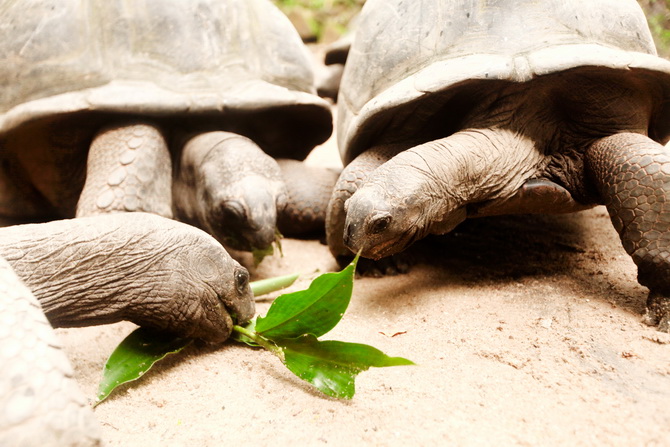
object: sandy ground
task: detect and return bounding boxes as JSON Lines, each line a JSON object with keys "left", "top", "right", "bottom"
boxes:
{"left": 56, "top": 126, "right": 670, "bottom": 446}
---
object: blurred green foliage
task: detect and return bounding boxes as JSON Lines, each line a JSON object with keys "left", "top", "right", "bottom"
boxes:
{"left": 639, "top": 0, "right": 670, "bottom": 58}
{"left": 272, "top": 0, "right": 363, "bottom": 42}
{"left": 273, "top": 0, "right": 670, "bottom": 57}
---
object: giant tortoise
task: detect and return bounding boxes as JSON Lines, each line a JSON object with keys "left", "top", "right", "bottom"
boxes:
{"left": 0, "top": 212, "right": 255, "bottom": 445}
{"left": 0, "top": 0, "right": 334, "bottom": 253}
{"left": 326, "top": 0, "right": 670, "bottom": 331}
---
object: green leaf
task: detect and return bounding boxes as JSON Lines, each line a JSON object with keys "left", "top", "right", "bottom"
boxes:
{"left": 250, "top": 273, "right": 299, "bottom": 297}
{"left": 278, "top": 334, "right": 414, "bottom": 399}
{"left": 252, "top": 229, "right": 283, "bottom": 266}
{"left": 255, "top": 255, "right": 358, "bottom": 339}
{"left": 252, "top": 244, "right": 274, "bottom": 267}
{"left": 231, "top": 319, "right": 260, "bottom": 347}
{"left": 95, "top": 328, "right": 192, "bottom": 405}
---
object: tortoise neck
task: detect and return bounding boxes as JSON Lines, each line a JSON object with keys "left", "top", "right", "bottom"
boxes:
{"left": 382, "top": 128, "right": 546, "bottom": 234}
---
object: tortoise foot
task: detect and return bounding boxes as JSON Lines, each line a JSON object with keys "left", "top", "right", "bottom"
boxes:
{"left": 643, "top": 292, "right": 670, "bottom": 333}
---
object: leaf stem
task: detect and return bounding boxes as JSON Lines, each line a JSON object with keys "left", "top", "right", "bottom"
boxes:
{"left": 232, "top": 325, "right": 285, "bottom": 361}
{"left": 250, "top": 273, "right": 299, "bottom": 297}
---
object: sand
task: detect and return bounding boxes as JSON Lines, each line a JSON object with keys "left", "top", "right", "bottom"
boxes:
{"left": 56, "top": 123, "right": 670, "bottom": 447}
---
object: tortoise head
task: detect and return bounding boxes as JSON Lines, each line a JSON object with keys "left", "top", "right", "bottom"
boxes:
{"left": 206, "top": 174, "right": 287, "bottom": 253}
{"left": 343, "top": 183, "right": 424, "bottom": 260}
{"left": 343, "top": 179, "right": 467, "bottom": 260}
{"left": 180, "top": 131, "right": 289, "bottom": 254}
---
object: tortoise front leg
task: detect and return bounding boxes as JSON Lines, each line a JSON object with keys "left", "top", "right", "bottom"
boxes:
{"left": 586, "top": 132, "right": 670, "bottom": 332}
{"left": 276, "top": 159, "right": 341, "bottom": 237}
{"left": 76, "top": 122, "right": 172, "bottom": 218}
{"left": 467, "top": 178, "right": 594, "bottom": 217}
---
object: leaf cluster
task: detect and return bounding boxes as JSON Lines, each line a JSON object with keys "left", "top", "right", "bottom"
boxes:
{"left": 233, "top": 255, "right": 413, "bottom": 399}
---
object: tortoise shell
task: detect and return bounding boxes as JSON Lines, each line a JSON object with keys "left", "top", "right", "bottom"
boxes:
{"left": 337, "top": 0, "right": 670, "bottom": 164}
{"left": 0, "top": 0, "right": 332, "bottom": 159}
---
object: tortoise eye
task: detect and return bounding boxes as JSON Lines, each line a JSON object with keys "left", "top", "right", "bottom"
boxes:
{"left": 234, "top": 268, "right": 249, "bottom": 295}
{"left": 369, "top": 214, "right": 392, "bottom": 234}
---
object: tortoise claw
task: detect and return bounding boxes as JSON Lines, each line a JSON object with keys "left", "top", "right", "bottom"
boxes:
{"left": 643, "top": 292, "right": 670, "bottom": 333}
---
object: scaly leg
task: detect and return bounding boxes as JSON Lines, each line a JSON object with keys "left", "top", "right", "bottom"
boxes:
{"left": 586, "top": 132, "right": 670, "bottom": 332}
{"left": 276, "top": 159, "right": 340, "bottom": 237}
{"left": 76, "top": 122, "right": 172, "bottom": 218}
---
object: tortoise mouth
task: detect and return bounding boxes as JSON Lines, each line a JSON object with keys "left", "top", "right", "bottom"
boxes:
{"left": 357, "top": 226, "right": 422, "bottom": 260}
{"left": 347, "top": 234, "right": 408, "bottom": 260}
{"left": 218, "top": 298, "right": 254, "bottom": 327}
{"left": 226, "top": 307, "right": 241, "bottom": 326}
{"left": 217, "top": 276, "right": 255, "bottom": 328}
{"left": 222, "top": 233, "right": 273, "bottom": 253}
{"left": 208, "top": 208, "right": 276, "bottom": 253}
